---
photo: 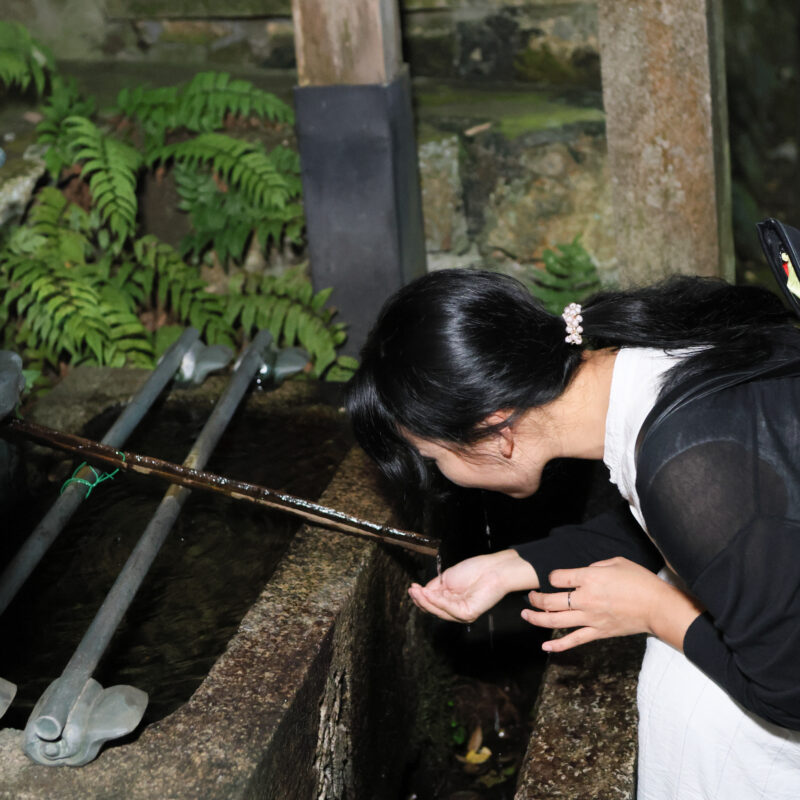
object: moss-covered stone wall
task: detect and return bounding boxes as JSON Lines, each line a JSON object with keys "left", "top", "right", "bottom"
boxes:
{"left": 5, "top": 1, "right": 598, "bottom": 86}
{"left": 4, "top": 0, "right": 797, "bottom": 286}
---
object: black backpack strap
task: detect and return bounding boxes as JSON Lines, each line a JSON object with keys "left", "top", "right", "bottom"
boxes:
{"left": 757, "top": 217, "right": 800, "bottom": 319}
{"left": 634, "top": 215, "right": 800, "bottom": 466}
{"left": 635, "top": 357, "right": 800, "bottom": 464}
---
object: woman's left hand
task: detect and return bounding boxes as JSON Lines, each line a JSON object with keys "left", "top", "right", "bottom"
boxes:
{"left": 523, "top": 557, "right": 704, "bottom": 653}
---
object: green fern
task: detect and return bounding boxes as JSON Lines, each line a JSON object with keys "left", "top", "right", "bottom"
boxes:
{"left": 175, "top": 162, "right": 303, "bottom": 264}
{"left": 154, "top": 133, "right": 301, "bottom": 213}
{"left": 2, "top": 47, "right": 353, "bottom": 381}
{"left": 21, "top": 187, "right": 93, "bottom": 264}
{"left": 174, "top": 165, "right": 254, "bottom": 264}
{"left": 133, "top": 236, "right": 232, "bottom": 347}
{"left": 115, "top": 71, "right": 293, "bottom": 147}
{"left": 36, "top": 77, "right": 96, "bottom": 178}
{"left": 1, "top": 193, "right": 154, "bottom": 369}
{"left": 224, "top": 266, "right": 354, "bottom": 379}
{"left": 62, "top": 116, "right": 143, "bottom": 247}
{"left": 525, "top": 235, "right": 603, "bottom": 315}
{"left": 0, "top": 22, "right": 54, "bottom": 96}
{"left": 175, "top": 71, "right": 293, "bottom": 131}
{"left": 34, "top": 69, "right": 302, "bottom": 270}
{"left": 2, "top": 253, "right": 152, "bottom": 367}
{"left": 2, "top": 190, "right": 349, "bottom": 379}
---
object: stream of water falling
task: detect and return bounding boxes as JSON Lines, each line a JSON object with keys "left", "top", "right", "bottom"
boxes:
{"left": 482, "top": 491, "right": 496, "bottom": 652}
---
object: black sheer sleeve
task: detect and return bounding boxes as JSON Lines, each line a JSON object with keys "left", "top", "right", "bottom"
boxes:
{"left": 639, "top": 429, "right": 800, "bottom": 730}
{"left": 512, "top": 501, "right": 664, "bottom": 592}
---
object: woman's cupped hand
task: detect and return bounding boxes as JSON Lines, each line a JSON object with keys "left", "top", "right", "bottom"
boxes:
{"left": 409, "top": 553, "right": 703, "bottom": 654}
{"left": 408, "top": 548, "right": 539, "bottom": 624}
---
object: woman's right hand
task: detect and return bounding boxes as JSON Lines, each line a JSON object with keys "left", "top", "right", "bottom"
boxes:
{"left": 408, "top": 548, "right": 539, "bottom": 624}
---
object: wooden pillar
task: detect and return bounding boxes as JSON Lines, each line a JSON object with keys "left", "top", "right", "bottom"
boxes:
{"left": 293, "top": 0, "right": 402, "bottom": 87}
{"left": 291, "top": 0, "right": 426, "bottom": 356}
{"left": 597, "top": 0, "right": 734, "bottom": 285}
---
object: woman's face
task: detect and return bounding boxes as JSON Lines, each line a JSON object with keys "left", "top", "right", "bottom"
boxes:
{"left": 403, "top": 429, "right": 551, "bottom": 499}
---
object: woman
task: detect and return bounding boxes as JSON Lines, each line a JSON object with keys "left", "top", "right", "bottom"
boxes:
{"left": 345, "top": 268, "right": 800, "bottom": 798}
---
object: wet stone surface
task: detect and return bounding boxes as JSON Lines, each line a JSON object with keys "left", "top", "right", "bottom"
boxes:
{"left": 515, "top": 635, "right": 642, "bottom": 799}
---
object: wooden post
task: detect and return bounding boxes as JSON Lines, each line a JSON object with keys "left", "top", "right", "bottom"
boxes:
{"left": 291, "top": 0, "right": 426, "bottom": 357}
{"left": 292, "top": 0, "right": 402, "bottom": 87}
{"left": 597, "top": 0, "right": 734, "bottom": 284}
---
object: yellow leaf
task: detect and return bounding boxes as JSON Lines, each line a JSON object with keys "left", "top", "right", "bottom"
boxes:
{"left": 466, "top": 725, "right": 483, "bottom": 753}
{"left": 464, "top": 746, "right": 491, "bottom": 765}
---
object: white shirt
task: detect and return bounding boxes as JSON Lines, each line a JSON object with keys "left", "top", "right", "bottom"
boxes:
{"left": 604, "top": 353, "right": 800, "bottom": 799}
{"left": 602, "top": 347, "right": 685, "bottom": 531}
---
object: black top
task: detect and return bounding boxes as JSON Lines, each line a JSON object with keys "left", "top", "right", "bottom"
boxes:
{"left": 514, "top": 342, "right": 800, "bottom": 731}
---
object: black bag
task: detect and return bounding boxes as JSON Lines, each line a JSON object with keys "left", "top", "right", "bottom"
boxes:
{"left": 756, "top": 217, "right": 800, "bottom": 318}
{"left": 635, "top": 217, "right": 800, "bottom": 460}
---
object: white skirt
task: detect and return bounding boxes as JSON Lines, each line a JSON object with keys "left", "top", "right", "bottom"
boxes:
{"left": 637, "top": 632, "right": 800, "bottom": 799}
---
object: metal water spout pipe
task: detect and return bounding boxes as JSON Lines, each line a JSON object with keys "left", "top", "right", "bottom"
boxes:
{"left": 23, "top": 330, "right": 275, "bottom": 766}
{"left": 0, "top": 329, "right": 212, "bottom": 720}
{"left": 0, "top": 328, "right": 206, "bottom": 623}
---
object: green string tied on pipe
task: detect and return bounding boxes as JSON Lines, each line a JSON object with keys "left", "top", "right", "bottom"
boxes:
{"left": 60, "top": 452, "right": 126, "bottom": 498}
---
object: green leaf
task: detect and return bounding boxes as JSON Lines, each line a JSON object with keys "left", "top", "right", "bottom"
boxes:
{"left": 268, "top": 297, "right": 290, "bottom": 340}
{"left": 311, "top": 286, "right": 333, "bottom": 312}
{"left": 240, "top": 296, "right": 256, "bottom": 336}
{"left": 282, "top": 303, "right": 301, "bottom": 346}
{"left": 154, "top": 324, "right": 183, "bottom": 357}
{"left": 336, "top": 355, "right": 359, "bottom": 370}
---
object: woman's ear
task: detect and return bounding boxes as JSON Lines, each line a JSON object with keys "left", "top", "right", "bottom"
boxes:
{"left": 484, "top": 412, "right": 515, "bottom": 459}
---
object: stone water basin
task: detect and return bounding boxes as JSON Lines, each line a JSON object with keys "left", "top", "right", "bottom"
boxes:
{"left": 0, "top": 365, "right": 641, "bottom": 799}
{"left": 0, "top": 367, "right": 422, "bottom": 799}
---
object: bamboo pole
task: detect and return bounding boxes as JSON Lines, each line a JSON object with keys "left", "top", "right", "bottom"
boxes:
{"left": 1, "top": 418, "right": 439, "bottom": 557}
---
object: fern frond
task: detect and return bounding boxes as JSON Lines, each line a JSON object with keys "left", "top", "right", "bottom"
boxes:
{"left": 1, "top": 249, "right": 153, "bottom": 368}
{"left": 221, "top": 264, "right": 350, "bottom": 379}
{"left": 526, "top": 235, "right": 602, "bottom": 315}
{"left": 22, "top": 188, "right": 92, "bottom": 266}
{"left": 63, "top": 116, "right": 142, "bottom": 246}
{"left": 0, "top": 22, "right": 54, "bottom": 95}
{"left": 0, "top": 52, "right": 32, "bottom": 92}
{"left": 176, "top": 163, "right": 301, "bottom": 264}
{"left": 132, "top": 235, "right": 226, "bottom": 338}
{"left": 116, "top": 72, "right": 293, "bottom": 147}
{"left": 36, "top": 77, "right": 96, "bottom": 177}
{"left": 115, "top": 84, "right": 181, "bottom": 147}
{"left": 176, "top": 71, "right": 294, "bottom": 132}
{"left": 155, "top": 133, "right": 300, "bottom": 213}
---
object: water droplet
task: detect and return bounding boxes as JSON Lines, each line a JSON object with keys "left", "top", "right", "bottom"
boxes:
{"left": 481, "top": 491, "right": 493, "bottom": 551}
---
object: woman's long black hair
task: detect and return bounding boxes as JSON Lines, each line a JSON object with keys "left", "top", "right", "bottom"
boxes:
{"left": 344, "top": 268, "right": 795, "bottom": 489}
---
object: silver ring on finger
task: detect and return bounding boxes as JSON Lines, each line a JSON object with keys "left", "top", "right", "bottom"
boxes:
{"left": 567, "top": 591, "right": 573, "bottom": 610}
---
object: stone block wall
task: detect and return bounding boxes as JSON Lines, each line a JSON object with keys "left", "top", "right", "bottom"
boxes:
{"left": 417, "top": 116, "right": 614, "bottom": 281}
{"left": 1, "top": 1, "right": 612, "bottom": 287}
{"left": 4, "top": 0, "right": 795, "bottom": 288}
{"left": 3, "top": 1, "right": 599, "bottom": 87}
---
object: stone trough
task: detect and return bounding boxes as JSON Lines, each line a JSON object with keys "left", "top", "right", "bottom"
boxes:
{"left": 0, "top": 367, "right": 640, "bottom": 799}
{"left": 0, "top": 368, "right": 427, "bottom": 799}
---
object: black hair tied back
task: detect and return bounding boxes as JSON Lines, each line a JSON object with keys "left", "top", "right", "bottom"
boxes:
{"left": 346, "top": 268, "right": 795, "bottom": 489}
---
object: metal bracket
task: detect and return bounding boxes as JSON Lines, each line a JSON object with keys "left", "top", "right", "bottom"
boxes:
{"left": 0, "top": 351, "right": 24, "bottom": 418}
{"left": 177, "top": 342, "right": 234, "bottom": 385}
{"left": 24, "top": 677, "right": 147, "bottom": 766}
{"left": 0, "top": 676, "right": 16, "bottom": 718}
